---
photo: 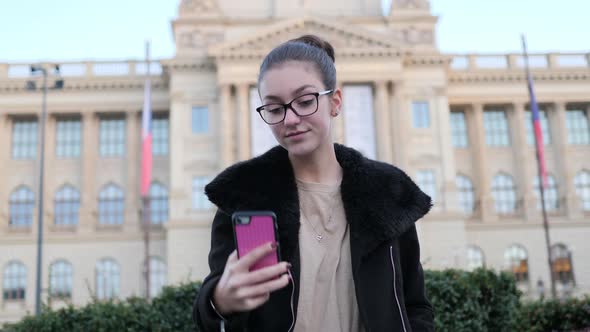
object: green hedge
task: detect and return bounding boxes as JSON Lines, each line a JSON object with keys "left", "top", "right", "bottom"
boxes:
{"left": 3, "top": 269, "right": 589, "bottom": 332}
{"left": 425, "top": 268, "right": 521, "bottom": 332}
{"left": 515, "top": 296, "right": 590, "bottom": 332}
{"left": 2, "top": 282, "right": 200, "bottom": 332}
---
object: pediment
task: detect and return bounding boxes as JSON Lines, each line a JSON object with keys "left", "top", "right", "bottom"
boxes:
{"left": 209, "top": 17, "right": 401, "bottom": 59}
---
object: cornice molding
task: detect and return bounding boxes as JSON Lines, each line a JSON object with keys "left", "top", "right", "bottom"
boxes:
{"left": 448, "top": 70, "right": 590, "bottom": 84}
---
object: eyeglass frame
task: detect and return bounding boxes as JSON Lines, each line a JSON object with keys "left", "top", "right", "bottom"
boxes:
{"left": 255, "top": 89, "right": 334, "bottom": 125}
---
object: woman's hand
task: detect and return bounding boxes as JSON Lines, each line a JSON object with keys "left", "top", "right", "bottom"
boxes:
{"left": 212, "top": 242, "right": 291, "bottom": 315}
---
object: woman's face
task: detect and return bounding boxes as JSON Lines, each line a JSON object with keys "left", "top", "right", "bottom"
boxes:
{"left": 258, "top": 61, "right": 341, "bottom": 157}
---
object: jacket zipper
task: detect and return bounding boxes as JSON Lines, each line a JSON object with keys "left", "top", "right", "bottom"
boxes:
{"left": 390, "top": 246, "right": 408, "bottom": 332}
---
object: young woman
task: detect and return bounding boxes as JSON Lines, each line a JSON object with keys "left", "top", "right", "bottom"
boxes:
{"left": 193, "top": 35, "right": 434, "bottom": 332}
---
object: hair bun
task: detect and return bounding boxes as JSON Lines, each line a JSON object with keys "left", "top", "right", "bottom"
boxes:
{"left": 290, "top": 34, "right": 335, "bottom": 63}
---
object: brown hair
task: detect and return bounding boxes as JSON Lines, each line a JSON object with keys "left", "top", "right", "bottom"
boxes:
{"left": 258, "top": 34, "right": 336, "bottom": 91}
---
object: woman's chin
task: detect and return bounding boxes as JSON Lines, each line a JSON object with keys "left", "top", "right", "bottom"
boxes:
{"left": 282, "top": 139, "right": 318, "bottom": 157}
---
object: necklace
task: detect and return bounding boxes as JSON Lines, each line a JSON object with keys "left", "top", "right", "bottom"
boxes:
{"left": 300, "top": 191, "right": 340, "bottom": 242}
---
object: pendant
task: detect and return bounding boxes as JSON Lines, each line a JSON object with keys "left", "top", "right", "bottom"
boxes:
{"left": 316, "top": 235, "right": 323, "bottom": 242}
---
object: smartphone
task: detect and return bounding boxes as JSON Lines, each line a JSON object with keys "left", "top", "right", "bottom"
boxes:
{"left": 232, "top": 211, "right": 281, "bottom": 271}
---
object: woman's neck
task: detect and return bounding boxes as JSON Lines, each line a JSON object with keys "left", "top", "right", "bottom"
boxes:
{"left": 289, "top": 142, "right": 342, "bottom": 185}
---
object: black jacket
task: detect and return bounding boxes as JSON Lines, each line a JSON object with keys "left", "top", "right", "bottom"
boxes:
{"left": 193, "top": 144, "right": 434, "bottom": 332}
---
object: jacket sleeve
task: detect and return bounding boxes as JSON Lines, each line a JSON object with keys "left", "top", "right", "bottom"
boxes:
{"left": 193, "top": 209, "right": 249, "bottom": 332}
{"left": 399, "top": 225, "right": 435, "bottom": 332}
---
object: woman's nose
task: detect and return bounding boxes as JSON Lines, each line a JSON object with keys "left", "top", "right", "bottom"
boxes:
{"left": 283, "top": 107, "right": 301, "bottom": 126}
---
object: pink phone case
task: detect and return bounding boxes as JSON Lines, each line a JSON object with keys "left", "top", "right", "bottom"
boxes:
{"left": 234, "top": 214, "right": 279, "bottom": 271}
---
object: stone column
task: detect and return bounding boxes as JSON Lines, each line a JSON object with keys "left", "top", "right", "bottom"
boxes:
{"left": 125, "top": 110, "right": 140, "bottom": 230}
{"left": 511, "top": 103, "right": 536, "bottom": 220}
{"left": 41, "top": 113, "right": 55, "bottom": 232}
{"left": 436, "top": 93, "right": 458, "bottom": 213}
{"left": 553, "top": 102, "right": 581, "bottom": 218}
{"left": 80, "top": 111, "right": 97, "bottom": 233}
{"left": 219, "top": 84, "right": 235, "bottom": 168}
{"left": 237, "top": 84, "right": 251, "bottom": 161}
{"left": 390, "top": 81, "right": 407, "bottom": 169}
{"left": 374, "top": 80, "right": 392, "bottom": 164}
{"left": 0, "top": 114, "right": 9, "bottom": 230}
{"left": 469, "top": 103, "right": 492, "bottom": 220}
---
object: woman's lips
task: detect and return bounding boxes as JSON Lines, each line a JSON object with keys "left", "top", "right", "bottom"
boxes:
{"left": 286, "top": 130, "right": 309, "bottom": 138}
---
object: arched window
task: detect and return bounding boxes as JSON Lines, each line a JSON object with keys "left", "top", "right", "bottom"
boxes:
{"left": 574, "top": 170, "right": 590, "bottom": 211}
{"left": 533, "top": 174, "right": 559, "bottom": 211}
{"left": 98, "top": 184, "right": 125, "bottom": 225}
{"left": 456, "top": 175, "right": 475, "bottom": 214}
{"left": 9, "top": 186, "right": 35, "bottom": 227}
{"left": 466, "top": 245, "right": 485, "bottom": 271}
{"left": 504, "top": 244, "right": 529, "bottom": 282}
{"left": 96, "top": 258, "right": 120, "bottom": 300}
{"left": 551, "top": 244, "right": 574, "bottom": 285}
{"left": 149, "top": 257, "right": 167, "bottom": 298}
{"left": 149, "top": 182, "right": 169, "bottom": 224}
{"left": 492, "top": 173, "right": 517, "bottom": 214}
{"left": 49, "top": 260, "right": 73, "bottom": 299}
{"left": 3, "top": 261, "right": 26, "bottom": 301}
{"left": 54, "top": 185, "right": 80, "bottom": 225}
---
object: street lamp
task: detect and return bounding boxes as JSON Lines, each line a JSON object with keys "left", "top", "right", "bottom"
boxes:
{"left": 28, "top": 64, "right": 63, "bottom": 316}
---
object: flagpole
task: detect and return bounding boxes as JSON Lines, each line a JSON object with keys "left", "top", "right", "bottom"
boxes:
{"left": 141, "top": 40, "right": 152, "bottom": 299}
{"left": 521, "top": 34, "right": 556, "bottom": 299}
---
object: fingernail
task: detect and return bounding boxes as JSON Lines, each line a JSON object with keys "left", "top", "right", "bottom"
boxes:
{"left": 270, "top": 242, "right": 277, "bottom": 250}
{"left": 286, "top": 262, "right": 292, "bottom": 269}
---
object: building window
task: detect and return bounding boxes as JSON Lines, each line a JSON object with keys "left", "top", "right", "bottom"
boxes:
{"left": 192, "top": 106, "right": 209, "bottom": 133}
{"left": 56, "top": 118, "right": 82, "bottom": 158}
{"left": 99, "top": 117, "right": 126, "bottom": 157}
{"left": 98, "top": 184, "right": 125, "bottom": 225}
{"left": 574, "top": 170, "right": 590, "bottom": 211}
{"left": 466, "top": 245, "right": 485, "bottom": 271}
{"left": 149, "top": 182, "right": 168, "bottom": 224}
{"left": 192, "top": 176, "right": 211, "bottom": 210}
{"left": 12, "top": 119, "right": 38, "bottom": 159}
{"left": 9, "top": 186, "right": 35, "bottom": 228}
{"left": 54, "top": 185, "right": 80, "bottom": 226}
{"left": 96, "top": 258, "right": 120, "bottom": 300}
{"left": 566, "top": 109, "right": 590, "bottom": 144}
{"left": 525, "top": 110, "right": 551, "bottom": 145}
{"left": 2, "top": 261, "right": 26, "bottom": 301}
{"left": 49, "top": 260, "right": 73, "bottom": 299}
{"left": 533, "top": 174, "right": 559, "bottom": 211}
{"left": 455, "top": 175, "right": 475, "bottom": 214}
{"left": 416, "top": 170, "right": 436, "bottom": 203}
{"left": 491, "top": 173, "right": 517, "bottom": 214}
{"left": 152, "top": 115, "right": 169, "bottom": 156}
{"left": 450, "top": 111, "right": 468, "bottom": 147}
{"left": 504, "top": 244, "right": 529, "bottom": 283}
{"left": 412, "top": 101, "right": 430, "bottom": 128}
{"left": 149, "top": 257, "right": 167, "bottom": 298}
{"left": 483, "top": 110, "right": 510, "bottom": 146}
{"left": 550, "top": 244, "right": 574, "bottom": 286}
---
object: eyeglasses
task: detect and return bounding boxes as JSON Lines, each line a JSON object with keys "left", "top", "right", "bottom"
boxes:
{"left": 256, "top": 90, "right": 334, "bottom": 125}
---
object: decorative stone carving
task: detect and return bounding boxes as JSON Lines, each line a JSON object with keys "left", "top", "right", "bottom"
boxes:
{"left": 218, "top": 19, "right": 393, "bottom": 55}
{"left": 398, "top": 27, "right": 434, "bottom": 45}
{"left": 392, "top": 0, "right": 430, "bottom": 9}
{"left": 179, "top": 30, "right": 224, "bottom": 49}
{"left": 179, "top": 0, "right": 220, "bottom": 16}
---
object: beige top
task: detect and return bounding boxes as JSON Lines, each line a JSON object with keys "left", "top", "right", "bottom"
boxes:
{"left": 294, "top": 179, "right": 364, "bottom": 332}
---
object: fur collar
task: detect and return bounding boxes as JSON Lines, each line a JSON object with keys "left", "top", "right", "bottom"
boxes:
{"left": 205, "top": 144, "right": 431, "bottom": 261}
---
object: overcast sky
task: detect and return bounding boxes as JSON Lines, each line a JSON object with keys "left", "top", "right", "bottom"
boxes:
{"left": 1, "top": 0, "right": 588, "bottom": 62}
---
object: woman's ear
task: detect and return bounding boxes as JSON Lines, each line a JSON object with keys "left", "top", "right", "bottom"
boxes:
{"left": 330, "top": 88, "right": 342, "bottom": 117}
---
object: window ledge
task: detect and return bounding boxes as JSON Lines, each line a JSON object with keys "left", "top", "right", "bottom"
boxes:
{"left": 95, "top": 224, "right": 124, "bottom": 231}
{"left": 48, "top": 224, "right": 78, "bottom": 232}
{"left": 6, "top": 226, "right": 33, "bottom": 233}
